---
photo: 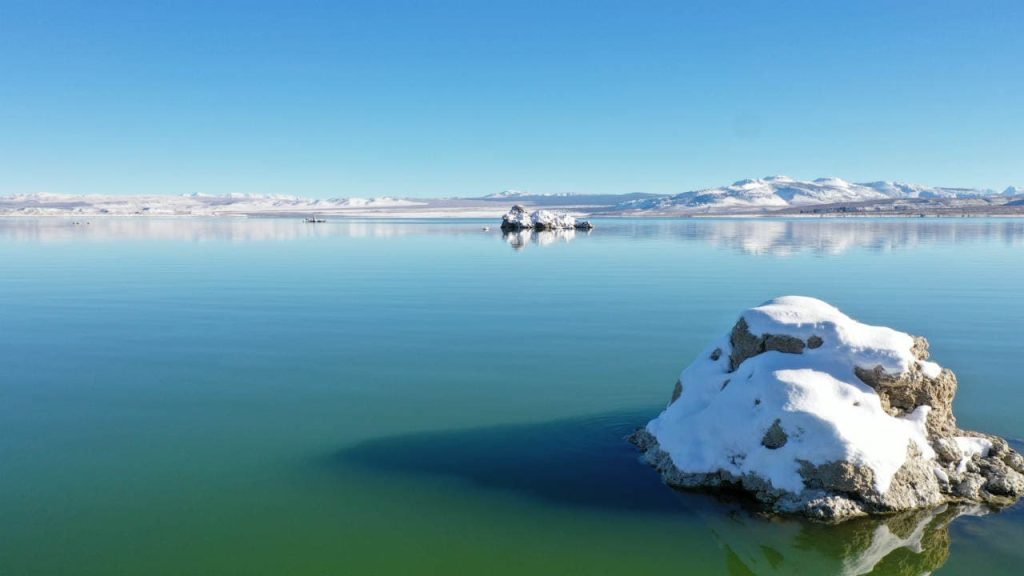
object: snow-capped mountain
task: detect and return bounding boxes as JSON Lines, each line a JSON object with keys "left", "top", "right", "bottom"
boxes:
{"left": 482, "top": 189, "right": 574, "bottom": 199}
{"left": 2, "top": 178, "right": 1018, "bottom": 217}
{"left": 483, "top": 189, "right": 531, "bottom": 199}
{"left": 858, "top": 181, "right": 991, "bottom": 199}
{"left": 617, "top": 176, "right": 1000, "bottom": 214}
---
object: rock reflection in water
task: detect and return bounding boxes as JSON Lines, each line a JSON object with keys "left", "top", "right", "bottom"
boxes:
{"left": 714, "top": 504, "right": 980, "bottom": 575}
{"left": 503, "top": 228, "right": 581, "bottom": 250}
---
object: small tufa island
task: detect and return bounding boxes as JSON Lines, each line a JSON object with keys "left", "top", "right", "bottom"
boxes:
{"left": 631, "top": 296, "right": 1024, "bottom": 521}
{"left": 500, "top": 205, "right": 594, "bottom": 231}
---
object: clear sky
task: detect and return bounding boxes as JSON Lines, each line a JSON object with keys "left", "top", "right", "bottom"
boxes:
{"left": 2, "top": 0, "right": 1022, "bottom": 198}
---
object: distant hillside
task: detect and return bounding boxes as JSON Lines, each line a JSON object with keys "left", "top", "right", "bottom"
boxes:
{"left": 615, "top": 176, "right": 1002, "bottom": 214}
{"left": 3, "top": 178, "right": 1021, "bottom": 217}
{"left": 479, "top": 190, "right": 659, "bottom": 206}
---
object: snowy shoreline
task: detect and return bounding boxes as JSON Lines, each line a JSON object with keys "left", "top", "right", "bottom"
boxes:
{"left": 6, "top": 176, "right": 1024, "bottom": 218}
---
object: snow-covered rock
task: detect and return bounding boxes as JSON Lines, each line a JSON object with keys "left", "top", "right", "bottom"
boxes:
{"left": 500, "top": 205, "right": 533, "bottom": 229}
{"left": 631, "top": 296, "right": 1024, "bottom": 521}
{"left": 499, "top": 205, "right": 593, "bottom": 231}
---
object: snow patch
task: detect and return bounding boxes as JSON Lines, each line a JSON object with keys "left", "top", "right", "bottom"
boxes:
{"left": 953, "top": 436, "right": 993, "bottom": 473}
{"left": 918, "top": 360, "right": 942, "bottom": 379}
{"left": 645, "top": 296, "right": 937, "bottom": 495}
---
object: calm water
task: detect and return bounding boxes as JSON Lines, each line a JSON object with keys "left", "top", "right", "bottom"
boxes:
{"left": 2, "top": 217, "right": 1023, "bottom": 575}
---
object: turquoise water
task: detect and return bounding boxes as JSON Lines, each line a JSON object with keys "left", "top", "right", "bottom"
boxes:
{"left": 2, "top": 217, "right": 1023, "bottom": 575}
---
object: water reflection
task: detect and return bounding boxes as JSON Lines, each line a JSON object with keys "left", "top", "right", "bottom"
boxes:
{"left": 503, "top": 228, "right": 581, "bottom": 250}
{"left": 1, "top": 217, "right": 1022, "bottom": 256}
{"left": 598, "top": 218, "right": 1024, "bottom": 256}
{"left": 714, "top": 503, "right": 979, "bottom": 575}
{"left": 335, "top": 409, "right": 988, "bottom": 575}
{"left": 0, "top": 217, "right": 492, "bottom": 243}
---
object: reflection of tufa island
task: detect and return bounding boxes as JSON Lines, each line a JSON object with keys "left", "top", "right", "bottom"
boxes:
{"left": 712, "top": 502, "right": 980, "bottom": 575}
{"left": 503, "top": 228, "right": 585, "bottom": 251}
{"left": 632, "top": 296, "right": 1024, "bottom": 521}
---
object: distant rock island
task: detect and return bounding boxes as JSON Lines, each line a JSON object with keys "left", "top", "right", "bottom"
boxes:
{"left": 499, "top": 205, "right": 593, "bottom": 231}
{"left": 4, "top": 176, "right": 1024, "bottom": 218}
{"left": 630, "top": 296, "right": 1024, "bottom": 521}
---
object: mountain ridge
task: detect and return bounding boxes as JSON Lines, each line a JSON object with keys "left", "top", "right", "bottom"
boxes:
{"left": 615, "top": 176, "right": 1006, "bottom": 214}
{"left": 3, "top": 176, "right": 1021, "bottom": 217}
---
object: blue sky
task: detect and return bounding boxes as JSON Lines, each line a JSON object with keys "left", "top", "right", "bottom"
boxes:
{"left": 2, "top": 0, "right": 1022, "bottom": 197}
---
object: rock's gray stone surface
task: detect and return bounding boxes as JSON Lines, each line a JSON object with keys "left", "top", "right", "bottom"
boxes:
{"left": 853, "top": 361, "right": 958, "bottom": 437}
{"left": 762, "top": 419, "right": 788, "bottom": 449}
{"left": 728, "top": 317, "right": 807, "bottom": 371}
{"left": 669, "top": 379, "right": 683, "bottom": 404}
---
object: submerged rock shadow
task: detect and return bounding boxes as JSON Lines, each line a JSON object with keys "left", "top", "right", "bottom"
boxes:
{"left": 331, "top": 410, "right": 994, "bottom": 575}
{"left": 336, "top": 409, "right": 698, "bottom": 514}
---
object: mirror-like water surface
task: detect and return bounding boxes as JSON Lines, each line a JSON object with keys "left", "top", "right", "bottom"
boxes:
{"left": 2, "top": 217, "right": 1023, "bottom": 575}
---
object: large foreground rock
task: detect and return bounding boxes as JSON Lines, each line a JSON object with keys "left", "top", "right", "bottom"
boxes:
{"left": 631, "top": 296, "right": 1024, "bottom": 521}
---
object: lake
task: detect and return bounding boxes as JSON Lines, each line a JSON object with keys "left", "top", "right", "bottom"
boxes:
{"left": 2, "top": 217, "right": 1023, "bottom": 575}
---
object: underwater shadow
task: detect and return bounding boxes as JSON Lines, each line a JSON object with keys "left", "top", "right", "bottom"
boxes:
{"left": 335, "top": 408, "right": 699, "bottom": 514}
{"left": 329, "top": 409, "right": 1006, "bottom": 574}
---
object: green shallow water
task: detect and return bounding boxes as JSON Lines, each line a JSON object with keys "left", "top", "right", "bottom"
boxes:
{"left": 1, "top": 217, "right": 1023, "bottom": 575}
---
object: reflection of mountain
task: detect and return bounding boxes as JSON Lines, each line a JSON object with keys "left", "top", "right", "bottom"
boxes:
{"left": 0, "top": 218, "right": 495, "bottom": 243}
{"left": 687, "top": 219, "right": 1024, "bottom": 255}
{"left": 3, "top": 218, "right": 1023, "bottom": 257}
{"left": 502, "top": 229, "right": 580, "bottom": 251}
{"left": 714, "top": 504, "right": 981, "bottom": 576}
{"left": 595, "top": 219, "right": 1024, "bottom": 256}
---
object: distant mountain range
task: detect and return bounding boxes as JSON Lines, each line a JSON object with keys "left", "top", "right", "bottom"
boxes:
{"left": 0, "top": 193, "right": 425, "bottom": 216}
{"left": 481, "top": 189, "right": 660, "bottom": 206}
{"left": 614, "top": 176, "right": 1018, "bottom": 214}
{"left": 2, "top": 177, "right": 1022, "bottom": 217}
